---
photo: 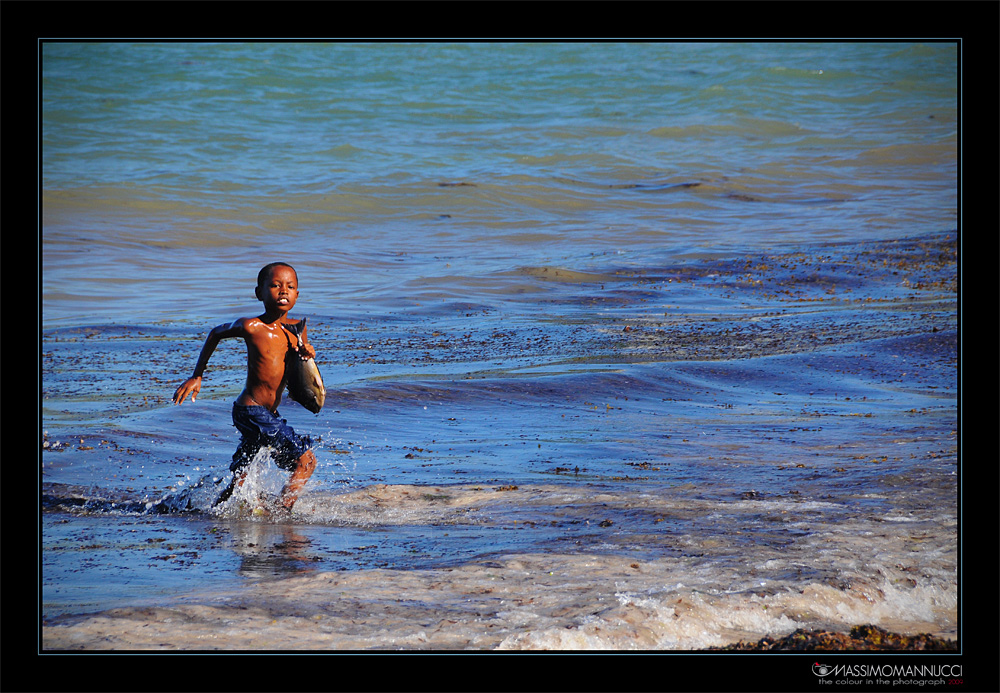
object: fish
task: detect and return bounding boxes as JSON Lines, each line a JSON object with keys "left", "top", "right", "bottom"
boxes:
{"left": 282, "top": 318, "right": 326, "bottom": 413}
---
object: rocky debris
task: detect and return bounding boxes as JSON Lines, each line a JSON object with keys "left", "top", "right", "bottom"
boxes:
{"left": 710, "top": 625, "right": 957, "bottom": 651}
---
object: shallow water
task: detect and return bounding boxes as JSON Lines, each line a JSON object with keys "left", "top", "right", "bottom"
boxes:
{"left": 40, "top": 42, "right": 959, "bottom": 651}
{"left": 41, "top": 234, "right": 958, "bottom": 650}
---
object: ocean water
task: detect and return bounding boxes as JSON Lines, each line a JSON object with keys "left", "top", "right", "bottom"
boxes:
{"left": 40, "top": 41, "right": 959, "bottom": 652}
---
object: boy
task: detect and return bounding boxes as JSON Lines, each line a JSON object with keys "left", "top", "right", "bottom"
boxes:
{"left": 172, "top": 262, "right": 318, "bottom": 511}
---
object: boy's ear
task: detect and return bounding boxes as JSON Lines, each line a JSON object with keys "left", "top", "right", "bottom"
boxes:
{"left": 254, "top": 285, "right": 262, "bottom": 301}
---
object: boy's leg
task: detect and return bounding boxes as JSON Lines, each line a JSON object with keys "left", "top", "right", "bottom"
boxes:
{"left": 280, "top": 449, "right": 317, "bottom": 509}
{"left": 213, "top": 469, "right": 248, "bottom": 507}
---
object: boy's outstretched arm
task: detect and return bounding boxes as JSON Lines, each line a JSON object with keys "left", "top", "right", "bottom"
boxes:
{"left": 172, "top": 320, "right": 245, "bottom": 404}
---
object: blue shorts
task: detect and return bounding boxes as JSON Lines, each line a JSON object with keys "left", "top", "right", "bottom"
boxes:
{"left": 231, "top": 404, "right": 312, "bottom": 473}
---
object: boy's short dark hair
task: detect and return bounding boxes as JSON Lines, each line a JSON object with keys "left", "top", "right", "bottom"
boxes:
{"left": 257, "top": 262, "right": 297, "bottom": 288}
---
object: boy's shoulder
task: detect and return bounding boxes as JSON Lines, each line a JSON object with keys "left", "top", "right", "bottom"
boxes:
{"left": 224, "top": 315, "right": 269, "bottom": 335}
{"left": 236, "top": 315, "right": 304, "bottom": 332}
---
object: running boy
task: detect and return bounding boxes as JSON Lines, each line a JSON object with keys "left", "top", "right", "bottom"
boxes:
{"left": 172, "top": 262, "right": 318, "bottom": 510}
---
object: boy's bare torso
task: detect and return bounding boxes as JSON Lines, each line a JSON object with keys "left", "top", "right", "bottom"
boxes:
{"left": 236, "top": 316, "right": 303, "bottom": 411}
{"left": 172, "top": 264, "right": 315, "bottom": 412}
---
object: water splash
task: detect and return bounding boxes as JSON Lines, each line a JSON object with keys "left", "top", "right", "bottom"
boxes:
{"left": 209, "top": 449, "right": 290, "bottom": 518}
{"left": 41, "top": 448, "right": 297, "bottom": 518}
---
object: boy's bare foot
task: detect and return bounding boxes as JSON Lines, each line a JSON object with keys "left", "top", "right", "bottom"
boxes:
{"left": 252, "top": 502, "right": 290, "bottom": 518}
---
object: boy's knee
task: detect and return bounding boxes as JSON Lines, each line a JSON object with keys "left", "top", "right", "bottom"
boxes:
{"left": 299, "top": 450, "right": 317, "bottom": 474}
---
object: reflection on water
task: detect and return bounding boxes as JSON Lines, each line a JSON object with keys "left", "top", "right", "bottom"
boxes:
{"left": 227, "top": 521, "right": 318, "bottom": 580}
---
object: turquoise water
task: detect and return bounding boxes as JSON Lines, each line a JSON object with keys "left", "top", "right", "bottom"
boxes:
{"left": 42, "top": 42, "right": 957, "bottom": 326}
{"left": 41, "top": 42, "right": 958, "bottom": 650}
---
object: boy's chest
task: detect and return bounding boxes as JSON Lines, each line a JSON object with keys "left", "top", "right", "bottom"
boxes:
{"left": 245, "top": 325, "right": 293, "bottom": 363}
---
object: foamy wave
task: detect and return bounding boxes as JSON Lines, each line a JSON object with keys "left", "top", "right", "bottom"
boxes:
{"left": 497, "top": 574, "right": 956, "bottom": 651}
{"left": 43, "top": 545, "right": 956, "bottom": 651}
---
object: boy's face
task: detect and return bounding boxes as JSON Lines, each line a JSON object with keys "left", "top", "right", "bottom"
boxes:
{"left": 256, "top": 265, "right": 299, "bottom": 313}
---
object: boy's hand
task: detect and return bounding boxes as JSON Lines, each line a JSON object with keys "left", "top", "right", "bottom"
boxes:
{"left": 173, "top": 377, "right": 202, "bottom": 404}
{"left": 298, "top": 342, "right": 316, "bottom": 360}
{"left": 282, "top": 323, "right": 316, "bottom": 360}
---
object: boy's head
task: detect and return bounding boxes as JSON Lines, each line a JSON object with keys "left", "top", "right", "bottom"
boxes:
{"left": 257, "top": 262, "right": 297, "bottom": 290}
{"left": 255, "top": 262, "right": 299, "bottom": 309}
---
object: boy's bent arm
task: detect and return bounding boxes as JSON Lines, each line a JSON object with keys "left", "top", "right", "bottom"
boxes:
{"left": 172, "top": 320, "right": 247, "bottom": 404}
{"left": 296, "top": 321, "right": 316, "bottom": 360}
